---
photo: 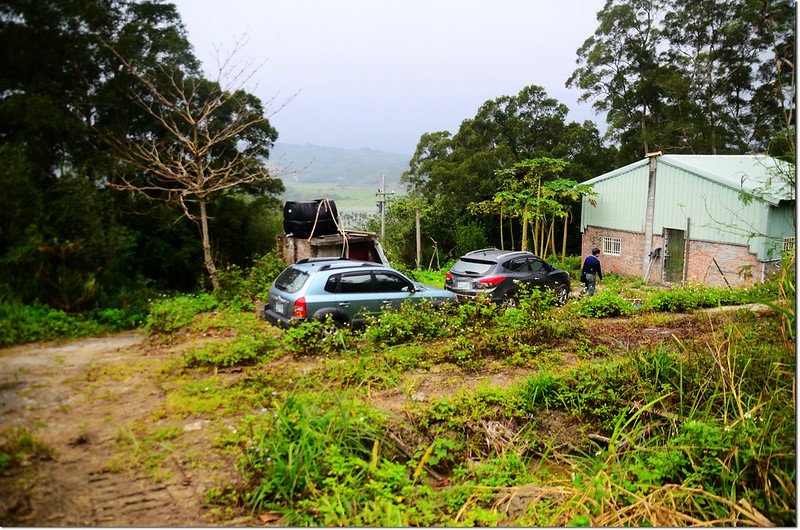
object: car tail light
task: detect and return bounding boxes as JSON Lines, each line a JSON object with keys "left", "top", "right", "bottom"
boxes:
{"left": 479, "top": 276, "right": 505, "bottom": 286}
{"left": 445, "top": 272, "right": 453, "bottom": 281}
{"left": 293, "top": 297, "right": 307, "bottom": 318}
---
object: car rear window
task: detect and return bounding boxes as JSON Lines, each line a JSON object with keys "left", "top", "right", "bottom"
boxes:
{"left": 274, "top": 267, "right": 309, "bottom": 293}
{"left": 450, "top": 258, "right": 494, "bottom": 275}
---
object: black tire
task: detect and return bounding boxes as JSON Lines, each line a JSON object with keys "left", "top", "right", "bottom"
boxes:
{"left": 504, "top": 296, "right": 519, "bottom": 309}
{"left": 555, "top": 283, "right": 569, "bottom": 306}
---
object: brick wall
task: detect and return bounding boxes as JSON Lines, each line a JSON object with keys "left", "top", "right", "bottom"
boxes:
{"left": 582, "top": 226, "right": 776, "bottom": 286}
{"left": 581, "top": 226, "right": 645, "bottom": 278}
{"left": 685, "top": 239, "right": 765, "bottom": 287}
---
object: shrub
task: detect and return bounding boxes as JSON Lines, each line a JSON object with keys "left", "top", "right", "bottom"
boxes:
{"left": 216, "top": 251, "right": 286, "bottom": 311}
{"left": 184, "top": 333, "right": 281, "bottom": 368}
{"left": 363, "top": 300, "right": 451, "bottom": 346}
{"left": 144, "top": 292, "right": 220, "bottom": 334}
{"left": 281, "top": 318, "right": 352, "bottom": 356}
{"left": 0, "top": 299, "right": 108, "bottom": 346}
{"left": 578, "top": 290, "right": 636, "bottom": 318}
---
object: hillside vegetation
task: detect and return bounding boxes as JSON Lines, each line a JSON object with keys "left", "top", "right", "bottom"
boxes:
{"left": 271, "top": 143, "right": 409, "bottom": 187}
{"left": 2, "top": 255, "right": 794, "bottom": 526}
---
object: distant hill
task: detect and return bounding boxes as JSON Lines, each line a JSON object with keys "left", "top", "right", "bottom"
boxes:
{"left": 269, "top": 143, "right": 410, "bottom": 188}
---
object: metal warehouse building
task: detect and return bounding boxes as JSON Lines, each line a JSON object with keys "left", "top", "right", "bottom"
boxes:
{"left": 580, "top": 153, "right": 795, "bottom": 287}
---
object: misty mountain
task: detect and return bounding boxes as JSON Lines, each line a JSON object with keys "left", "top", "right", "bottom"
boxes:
{"left": 269, "top": 143, "right": 410, "bottom": 188}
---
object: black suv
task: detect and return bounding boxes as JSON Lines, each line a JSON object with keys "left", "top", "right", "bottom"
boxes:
{"left": 445, "top": 249, "right": 570, "bottom": 306}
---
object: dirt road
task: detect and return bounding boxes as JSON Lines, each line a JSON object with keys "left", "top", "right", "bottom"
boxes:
{"left": 0, "top": 332, "right": 227, "bottom": 526}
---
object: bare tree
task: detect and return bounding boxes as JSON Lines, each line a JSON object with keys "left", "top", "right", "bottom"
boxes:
{"left": 100, "top": 41, "right": 289, "bottom": 289}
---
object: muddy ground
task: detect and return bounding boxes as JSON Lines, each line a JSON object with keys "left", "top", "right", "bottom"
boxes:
{"left": 0, "top": 304, "right": 769, "bottom": 526}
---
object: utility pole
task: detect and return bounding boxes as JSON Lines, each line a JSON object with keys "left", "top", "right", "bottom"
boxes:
{"left": 376, "top": 175, "right": 394, "bottom": 239}
{"left": 415, "top": 209, "right": 421, "bottom": 269}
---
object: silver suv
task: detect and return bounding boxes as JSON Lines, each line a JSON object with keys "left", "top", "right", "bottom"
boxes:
{"left": 263, "top": 258, "right": 456, "bottom": 328}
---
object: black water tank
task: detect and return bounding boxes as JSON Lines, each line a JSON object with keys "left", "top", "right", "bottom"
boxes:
{"left": 283, "top": 199, "right": 340, "bottom": 238}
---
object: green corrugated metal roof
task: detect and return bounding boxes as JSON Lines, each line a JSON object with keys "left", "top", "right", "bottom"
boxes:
{"left": 584, "top": 154, "right": 794, "bottom": 206}
{"left": 660, "top": 155, "right": 794, "bottom": 205}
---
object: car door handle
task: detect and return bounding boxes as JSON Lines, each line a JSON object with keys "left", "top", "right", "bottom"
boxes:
{"left": 338, "top": 302, "right": 350, "bottom": 307}
{"left": 381, "top": 300, "right": 391, "bottom": 305}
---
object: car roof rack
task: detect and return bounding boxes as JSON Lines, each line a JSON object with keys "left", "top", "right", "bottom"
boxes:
{"left": 319, "top": 260, "right": 383, "bottom": 271}
{"left": 467, "top": 247, "right": 500, "bottom": 254}
{"left": 295, "top": 257, "right": 352, "bottom": 265}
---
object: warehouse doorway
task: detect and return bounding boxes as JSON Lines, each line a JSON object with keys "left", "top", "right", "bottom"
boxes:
{"left": 662, "top": 228, "right": 686, "bottom": 283}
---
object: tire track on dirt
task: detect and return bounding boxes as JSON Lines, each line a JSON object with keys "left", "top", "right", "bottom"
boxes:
{"left": 0, "top": 332, "right": 214, "bottom": 526}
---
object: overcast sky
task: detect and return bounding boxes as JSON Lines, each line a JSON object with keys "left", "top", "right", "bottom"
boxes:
{"left": 171, "top": 0, "right": 606, "bottom": 154}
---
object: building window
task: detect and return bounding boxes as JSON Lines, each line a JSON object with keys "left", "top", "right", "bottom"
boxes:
{"left": 784, "top": 237, "right": 795, "bottom": 253}
{"left": 601, "top": 236, "right": 621, "bottom": 256}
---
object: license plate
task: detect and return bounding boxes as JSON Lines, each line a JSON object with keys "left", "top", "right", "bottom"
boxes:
{"left": 457, "top": 281, "right": 471, "bottom": 289}
{"left": 274, "top": 301, "right": 285, "bottom": 313}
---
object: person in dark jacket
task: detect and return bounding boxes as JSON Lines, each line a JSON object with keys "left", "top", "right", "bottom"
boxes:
{"left": 582, "top": 247, "right": 603, "bottom": 297}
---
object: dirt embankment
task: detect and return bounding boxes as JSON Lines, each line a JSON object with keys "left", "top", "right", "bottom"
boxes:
{"left": 0, "top": 332, "right": 237, "bottom": 527}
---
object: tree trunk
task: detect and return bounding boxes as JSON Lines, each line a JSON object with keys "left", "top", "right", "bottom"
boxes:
{"left": 499, "top": 206, "right": 504, "bottom": 251}
{"left": 561, "top": 214, "right": 568, "bottom": 266}
{"left": 199, "top": 199, "right": 219, "bottom": 290}
{"left": 521, "top": 210, "right": 529, "bottom": 252}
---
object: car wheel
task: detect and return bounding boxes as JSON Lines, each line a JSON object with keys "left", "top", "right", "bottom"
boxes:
{"left": 504, "top": 296, "right": 519, "bottom": 309}
{"left": 555, "top": 283, "right": 569, "bottom": 306}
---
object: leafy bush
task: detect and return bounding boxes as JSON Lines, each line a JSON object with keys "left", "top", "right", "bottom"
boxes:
{"left": 0, "top": 299, "right": 114, "bottom": 346}
{"left": 363, "top": 300, "right": 451, "bottom": 346}
{"left": 578, "top": 290, "right": 637, "bottom": 318}
{"left": 402, "top": 268, "right": 447, "bottom": 288}
{"left": 644, "top": 283, "right": 767, "bottom": 313}
{"left": 281, "top": 318, "right": 352, "bottom": 356}
{"left": 144, "top": 292, "right": 220, "bottom": 333}
{"left": 184, "top": 333, "right": 281, "bottom": 368}
{"left": 216, "top": 251, "right": 286, "bottom": 311}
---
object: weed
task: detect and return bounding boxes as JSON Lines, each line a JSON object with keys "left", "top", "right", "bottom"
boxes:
{"left": 578, "top": 290, "right": 637, "bottom": 318}
{"left": 145, "top": 292, "right": 220, "bottom": 333}
{"left": 215, "top": 251, "right": 286, "bottom": 312}
{"left": 183, "top": 333, "right": 280, "bottom": 368}
{"left": 240, "top": 392, "right": 385, "bottom": 510}
{"left": 363, "top": 299, "right": 450, "bottom": 346}
{"left": 0, "top": 427, "right": 53, "bottom": 469}
{"left": 281, "top": 318, "right": 353, "bottom": 356}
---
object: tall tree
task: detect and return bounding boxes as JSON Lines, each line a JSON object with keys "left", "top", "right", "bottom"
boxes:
{"left": 0, "top": 0, "right": 201, "bottom": 308}
{"left": 100, "top": 44, "right": 283, "bottom": 289}
{"left": 567, "top": 0, "right": 667, "bottom": 162}
{"left": 569, "top": 0, "right": 796, "bottom": 160}
{"left": 397, "top": 86, "right": 615, "bottom": 264}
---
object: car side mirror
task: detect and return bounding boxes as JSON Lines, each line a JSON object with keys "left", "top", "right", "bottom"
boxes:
{"left": 403, "top": 285, "right": 416, "bottom": 294}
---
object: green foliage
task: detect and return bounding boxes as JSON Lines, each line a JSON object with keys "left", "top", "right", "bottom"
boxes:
{"left": 183, "top": 333, "right": 281, "bottom": 368}
{"left": 578, "top": 290, "right": 637, "bottom": 318}
{"left": 401, "top": 267, "right": 448, "bottom": 288}
{"left": 144, "top": 292, "right": 220, "bottom": 334}
{"left": 519, "top": 371, "right": 563, "bottom": 411}
{"left": 454, "top": 222, "right": 488, "bottom": 256}
{"left": 0, "top": 299, "right": 138, "bottom": 347}
{"left": 568, "top": 0, "right": 794, "bottom": 161}
{"left": 281, "top": 318, "right": 353, "bottom": 356}
{"left": 643, "top": 283, "right": 767, "bottom": 313}
{"left": 363, "top": 300, "right": 451, "bottom": 346}
{"left": 460, "top": 452, "right": 533, "bottom": 487}
{"left": 0, "top": 427, "right": 53, "bottom": 470}
{"left": 215, "top": 251, "right": 286, "bottom": 311}
{"left": 240, "top": 392, "right": 385, "bottom": 510}
{"left": 397, "top": 85, "right": 616, "bottom": 265}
